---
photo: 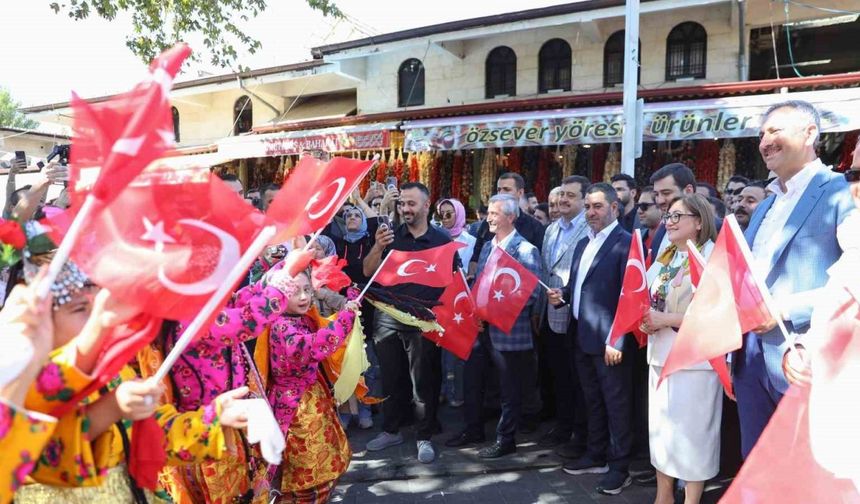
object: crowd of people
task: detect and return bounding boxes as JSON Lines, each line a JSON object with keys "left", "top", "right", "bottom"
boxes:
{"left": 0, "top": 98, "right": 856, "bottom": 504}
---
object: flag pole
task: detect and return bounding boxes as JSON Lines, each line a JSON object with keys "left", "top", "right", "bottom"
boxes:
{"left": 353, "top": 250, "right": 392, "bottom": 305}
{"left": 724, "top": 215, "right": 795, "bottom": 347}
{"left": 37, "top": 193, "right": 98, "bottom": 299}
{"left": 153, "top": 225, "right": 278, "bottom": 382}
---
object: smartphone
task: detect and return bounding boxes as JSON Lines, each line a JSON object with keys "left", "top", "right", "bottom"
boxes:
{"left": 386, "top": 176, "right": 398, "bottom": 190}
{"left": 14, "top": 151, "right": 26, "bottom": 166}
{"left": 377, "top": 215, "right": 391, "bottom": 231}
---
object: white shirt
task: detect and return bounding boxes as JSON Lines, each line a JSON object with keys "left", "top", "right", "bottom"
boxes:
{"left": 491, "top": 228, "right": 516, "bottom": 251}
{"left": 572, "top": 220, "right": 618, "bottom": 319}
{"left": 752, "top": 159, "right": 829, "bottom": 274}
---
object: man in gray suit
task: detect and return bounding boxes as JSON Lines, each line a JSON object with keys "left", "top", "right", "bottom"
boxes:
{"left": 535, "top": 175, "right": 592, "bottom": 452}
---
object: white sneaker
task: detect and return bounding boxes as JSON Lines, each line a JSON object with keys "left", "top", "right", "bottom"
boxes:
{"left": 366, "top": 431, "right": 403, "bottom": 452}
{"left": 417, "top": 440, "right": 436, "bottom": 463}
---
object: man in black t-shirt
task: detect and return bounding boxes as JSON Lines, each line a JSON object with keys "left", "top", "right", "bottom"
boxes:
{"left": 363, "top": 182, "right": 455, "bottom": 464}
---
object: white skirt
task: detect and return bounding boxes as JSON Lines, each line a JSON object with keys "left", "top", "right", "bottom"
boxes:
{"left": 649, "top": 365, "right": 723, "bottom": 482}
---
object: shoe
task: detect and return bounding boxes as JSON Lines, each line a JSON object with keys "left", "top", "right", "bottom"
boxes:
{"left": 538, "top": 427, "right": 572, "bottom": 447}
{"left": 629, "top": 465, "right": 655, "bottom": 478}
{"left": 358, "top": 416, "right": 373, "bottom": 429}
{"left": 444, "top": 431, "right": 485, "bottom": 448}
{"left": 449, "top": 399, "right": 464, "bottom": 408}
{"left": 478, "top": 441, "right": 516, "bottom": 459}
{"left": 562, "top": 456, "right": 609, "bottom": 475}
{"left": 366, "top": 431, "right": 404, "bottom": 452}
{"left": 596, "top": 471, "right": 632, "bottom": 496}
{"left": 633, "top": 472, "right": 657, "bottom": 487}
{"left": 554, "top": 441, "right": 586, "bottom": 460}
{"left": 417, "top": 440, "right": 436, "bottom": 463}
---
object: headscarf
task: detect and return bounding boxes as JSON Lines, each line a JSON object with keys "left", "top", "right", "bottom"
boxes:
{"left": 315, "top": 235, "right": 337, "bottom": 258}
{"left": 343, "top": 206, "right": 368, "bottom": 243}
{"left": 437, "top": 198, "right": 466, "bottom": 238}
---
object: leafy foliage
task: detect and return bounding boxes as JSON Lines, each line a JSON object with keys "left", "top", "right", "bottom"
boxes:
{"left": 49, "top": 0, "right": 343, "bottom": 70}
{"left": 0, "top": 89, "right": 39, "bottom": 129}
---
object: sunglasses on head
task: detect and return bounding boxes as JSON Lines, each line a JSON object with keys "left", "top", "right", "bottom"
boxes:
{"left": 845, "top": 170, "right": 860, "bottom": 183}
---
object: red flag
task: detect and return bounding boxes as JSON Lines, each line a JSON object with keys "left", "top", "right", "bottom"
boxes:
{"left": 608, "top": 230, "right": 650, "bottom": 348}
{"left": 129, "top": 417, "right": 167, "bottom": 489}
{"left": 267, "top": 156, "right": 375, "bottom": 242}
{"left": 473, "top": 246, "right": 539, "bottom": 334}
{"left": 660, "top": 216, "right": 772, "bottom": 386}
{"left": 70, "top": 44, "right": 191, "bottom": 206}
{"left": 687, "top": 242, "right": 735, "bottom": 399}
{"left": 720, "top": 293, "right": 860, "bottom": 503}
{"left": 70, "top": 167, "right": 264, "bottom": 321}
{"left": 425, "top": 272, "right": 480, "bottom": 360}
{"left": 374, "top": 242, "right": 464, "bottom": 288}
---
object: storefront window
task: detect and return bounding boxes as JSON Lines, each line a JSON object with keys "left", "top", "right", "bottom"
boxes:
{"left": 538, "top": 38, "right": 572, "bottom": 93}
{"left": 485, "top": 46, "right": 517, "bottom": 98}
{"left": 234, "top": 95, "right": 253, "bottom": 135}
{"left": 666, "top": 22, "right": 707, "bottom": 80}
{"left": 398, "top": 58, "right": 425, "bottom": 107}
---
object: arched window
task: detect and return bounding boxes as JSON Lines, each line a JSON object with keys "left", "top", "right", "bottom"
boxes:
{"left": 398, "top": 58, "right": 425, "bottom": 107}
{"left": 171, "top": 106, "right": 180, "bottom": 143}
{"left": 603, "top": 30, "right": 641, "bottom": 87}
{"left": 666, "top": 22, "right": 707, "bottom": 80}
{"left": 538, "top": 39, "right": 572, "bottom": 93}
{"left": 233, "top": 95, "right": 253, "bottom": 135}
{"left": 485, "top": 46, "right": 517, "bottom": 98}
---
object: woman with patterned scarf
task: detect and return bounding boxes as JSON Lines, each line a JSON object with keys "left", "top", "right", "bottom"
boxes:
{"left": 638, "top": 194, "right": 722, "bottom": 504}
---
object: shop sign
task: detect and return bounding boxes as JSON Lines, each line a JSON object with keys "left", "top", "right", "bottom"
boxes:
{"left": 217, "top": 125, "right": 391, "bottom": 159}
{"left": 403, "top": 88, "right": 860, "bottom": 151}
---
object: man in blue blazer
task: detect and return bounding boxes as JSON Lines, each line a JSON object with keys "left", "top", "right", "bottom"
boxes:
{"left": 738, "top": 100, "right": 854, "bottom": 458}
{"left": 548, "top": 183, "right": 635, "bottom": 496}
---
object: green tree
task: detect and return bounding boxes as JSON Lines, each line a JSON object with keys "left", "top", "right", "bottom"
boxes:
{"left": 0, "top": 88, "right": 39, "bottom": 129}
{"left": 49, "top": 0, "right": 343, "bottom": 70}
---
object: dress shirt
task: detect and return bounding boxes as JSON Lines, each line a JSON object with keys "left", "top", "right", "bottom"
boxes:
{"left": 752, "top": 159, "right": 829, "bottom": 275}
{"left": 552, "top": 213, "right": 584, "bottom": 264}
{"left": 491, "top": 228, "right": 516, "bottom": 250}
{"left": 572, "top": 220, "right": 619, "bottom": 319}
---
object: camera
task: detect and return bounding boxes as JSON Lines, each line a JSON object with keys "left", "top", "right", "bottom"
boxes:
{"left": 377, "top": 215, "right": 391, "bottom": 231}
{"left": 46, "top": 144, "right": 71, "bottom": 166}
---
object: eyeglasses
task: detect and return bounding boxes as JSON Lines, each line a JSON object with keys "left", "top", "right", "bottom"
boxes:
{"left": 662, "top": 212, "right": 697, "bottom": 224}
{"left": 440, "top": 211, "right": 455, "bottom": 219}
{"left": 845, "top": 170, "right": 860, "bottom": 183}
{"left": 636, "top": 202, "right": 655, "bottom": 211}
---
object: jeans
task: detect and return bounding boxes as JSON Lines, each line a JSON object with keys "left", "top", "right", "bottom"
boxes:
{"left": 442, "top": 350, "right": 465, "bottom": 403}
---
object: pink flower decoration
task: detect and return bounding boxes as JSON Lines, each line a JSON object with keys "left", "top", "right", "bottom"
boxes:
{"left": 36, "top": 363, "right": 64, "bottom": 395}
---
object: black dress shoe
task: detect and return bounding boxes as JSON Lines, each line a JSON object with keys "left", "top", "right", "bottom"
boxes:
{"left": 634, "top": 473, "right": 657, "bottom": 487}
{"left": 444, "top": 431, "right": 485, "bottom": 448}
{"left": 478, "top": 441, "right": 516, "bottom": 459}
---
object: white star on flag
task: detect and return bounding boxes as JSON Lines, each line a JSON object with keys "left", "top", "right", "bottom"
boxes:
{"left": 493, "top": 289, "right": 505, "bottom": 301}
{"left": 453, "top": 312, "right": 464, "bottom": 324}
{"left": 425, "top": 263, "right": 437, "bottom": 273}
{"left": 140, "top": 217, "right": 176, "bottom": 252}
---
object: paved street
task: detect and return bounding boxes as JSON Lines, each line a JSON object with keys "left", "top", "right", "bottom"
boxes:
{"left": 334, "top": 403, "right": 730, "bottom": 504}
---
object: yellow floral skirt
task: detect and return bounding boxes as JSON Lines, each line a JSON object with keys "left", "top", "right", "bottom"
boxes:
{"left": 275, "top": 379, "right": 351, "bottom": 501}
{"left": 14, "top": 465, "right": 165, "bottom": 504}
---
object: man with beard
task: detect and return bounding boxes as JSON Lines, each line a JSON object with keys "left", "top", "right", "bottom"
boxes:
{"left": 611, "top": 174, "right": 639, "bottom": 232}
{"left": 737, "top": 100, "right": 854, "bottom": 458}
{"left": 636, "top": 186, "right": 662, "bottom": 261}
{"left": 647, "top": 163, "right": 696, "bottom": 260}
{"left": 734, "top": 182, "right": 767, "bottom": 230}
{"left": 723, "top": 175, "right": 749, "bottom": 210}
{"left": 363, "top": 182, "right": 455, "bottom": 464}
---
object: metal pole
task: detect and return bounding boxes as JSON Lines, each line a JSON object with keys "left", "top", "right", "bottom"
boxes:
{"left": 621, "top": 0, "right": 641, "bottom": 177}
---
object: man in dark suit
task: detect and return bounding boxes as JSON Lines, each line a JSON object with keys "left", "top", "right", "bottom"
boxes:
{"left": 610, "top": 173, "right": 640, "bottom": 232}
{"left": 548, "top": 183, "right": 635, "bottom": 496}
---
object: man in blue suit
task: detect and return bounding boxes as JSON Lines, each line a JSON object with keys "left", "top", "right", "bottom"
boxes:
{"left": 738, "top": 100, "right": 854, "bottom": 458}
{"left": 548, "top": 183, "right": 635, "bottom": 496}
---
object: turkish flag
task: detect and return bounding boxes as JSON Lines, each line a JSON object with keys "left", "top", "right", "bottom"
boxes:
{"left": 374, "top": 242, "right": 464, "bottom": 288}
{"left": 660, "top": 216, "right": 772, "bottom": 386}
{"left": 608, "top": 230, "right": 650, "bottom": 348}
{"left": 70, "top": 44, "right": 191, "bottom": 206}
{"left": 687, "top": 242, "right": 735, "bottom": 399}
{"left": 473, "top": 246, "right": 539, "bottom": 334}
{"left": 720, "top": 292, "right": 860, "bottom": 503}
{"left": 70, "top": 166, "right": 264, "bottom": 321}
{"left": 267, "top": 156, "right": 375, "bottom": 242}
{"left": 425, "top": 272, "right": 480, "bottom": 360}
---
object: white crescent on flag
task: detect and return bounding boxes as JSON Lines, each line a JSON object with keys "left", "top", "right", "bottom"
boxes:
{"left": 626, "top": 258, "right": 647, "bottom": 293}
{"left": 397, "top": 259, "right": 429, "bottom": 277}
{"left": 305, "top": 177, "right": 346, "bottom": 220}
{"left": 493, "top": 267, "right": 522, "bottom": 293}
{"left": 155, "top": 219, "right": 241, "bottom": 296}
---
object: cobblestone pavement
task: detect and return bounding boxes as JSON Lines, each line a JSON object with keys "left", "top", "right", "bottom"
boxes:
{"left": 332, "top": 403, "right": 731, "bottom": 504}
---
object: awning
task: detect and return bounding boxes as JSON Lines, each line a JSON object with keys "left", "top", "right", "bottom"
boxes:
{"left": 216, "top": 122, "right": 397, "bottom": 159}
{"left": 402, "top": 87, "right": 860, "bottom": 151}
{"left": 279, "top": 92, "right": 357, "bottom": 123}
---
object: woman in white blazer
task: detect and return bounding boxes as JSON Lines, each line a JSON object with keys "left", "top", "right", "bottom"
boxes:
{"left": 640, "top": 194, "right": 722, "bottom": 504}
